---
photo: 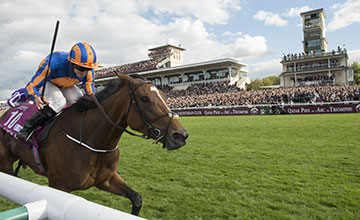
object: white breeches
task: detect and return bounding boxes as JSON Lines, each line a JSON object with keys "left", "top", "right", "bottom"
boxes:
{"left": 44, "top": 82, "right": 83, "bottom": 113}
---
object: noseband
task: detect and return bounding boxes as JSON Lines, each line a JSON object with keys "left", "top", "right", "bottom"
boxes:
{"left": 93, "top": 80, "right": 178, "bottom": 148}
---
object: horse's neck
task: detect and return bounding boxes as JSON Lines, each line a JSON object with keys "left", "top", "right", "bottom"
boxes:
{"left": 83, "top": 89, "right": 130, "bottom": 149}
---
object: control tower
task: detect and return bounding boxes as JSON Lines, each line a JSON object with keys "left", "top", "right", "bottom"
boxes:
{"left": 300, "top": 8, "right": 328, "bottom": 54}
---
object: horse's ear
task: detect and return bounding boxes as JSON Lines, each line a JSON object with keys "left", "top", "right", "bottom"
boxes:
{"left": 116, "top": 71, "right": 136, "bottom": 88}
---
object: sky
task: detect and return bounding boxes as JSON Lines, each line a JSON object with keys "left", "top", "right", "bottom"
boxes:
{"left": 1, "top": 0, "right": 360, "bottom": 100}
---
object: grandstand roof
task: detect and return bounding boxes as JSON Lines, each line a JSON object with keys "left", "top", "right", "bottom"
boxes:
{"left": 148, "top": 44, "right": 185, "bottom": 51}
{"left": 95, "top": 58, "right": 248, "bottom": 82}
{"left": 300, "top": 8, "right": 326, "bottom": 18}
{"left": 138, "top": 58, "right": 248, "bottom": 77}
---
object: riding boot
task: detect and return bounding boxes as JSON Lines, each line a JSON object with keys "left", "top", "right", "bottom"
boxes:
{"left": 16, "top": 105, "right": 56, "bottom": 143}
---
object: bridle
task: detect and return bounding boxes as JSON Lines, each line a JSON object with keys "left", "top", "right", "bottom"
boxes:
{"left": 92, "top": 80, "right": 179, "bottom": 148}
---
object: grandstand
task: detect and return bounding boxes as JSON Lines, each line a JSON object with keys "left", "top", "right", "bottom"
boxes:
{"left": 167, "top": 83, "right": 360, "bottom": 108}
{"left": 94, "top": 44, "right": 249, "bottom": 93}
{"left": 92, "top": 42, "right": 360, "bottom": 112}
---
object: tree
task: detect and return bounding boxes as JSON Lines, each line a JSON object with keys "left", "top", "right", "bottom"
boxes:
{"left": 262, "top": 75, "right": 280, "bottom": 86}
{"left": 351, "top": 62, "right": 360, "bottom": 84}
{"left": 246, "top": 75, "right": 280, "bottom": 90}
{"left": 247, "top": 79, "right": 263, "bottom": 90}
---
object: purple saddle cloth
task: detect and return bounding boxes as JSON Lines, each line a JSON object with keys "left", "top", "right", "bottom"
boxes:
{"left": 0, "top": 104, "right": 37, "bottom": 138}
{"left": 0, "top": 103, "right": 50, "bottom": 148}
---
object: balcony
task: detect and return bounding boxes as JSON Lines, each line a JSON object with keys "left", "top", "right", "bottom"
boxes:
{"left": 281, "top": 49, "right": 347, "bottom": 63}
{"left": 283, "top": 62, "right": 345, "bottom": 74}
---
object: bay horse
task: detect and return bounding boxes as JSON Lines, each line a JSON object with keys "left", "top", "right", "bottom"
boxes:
{"left": 0, "top": 72, "right": 188, "bottom": 216}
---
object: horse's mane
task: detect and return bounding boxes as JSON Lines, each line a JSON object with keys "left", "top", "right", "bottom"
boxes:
{"left": 72, "top": 74, "right": 145, "bottom": 112}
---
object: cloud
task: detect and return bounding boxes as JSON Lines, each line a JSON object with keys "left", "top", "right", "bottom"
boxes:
{"left": 348, "top": 49, "right": 360, "bottom": 64}
{"left": 254, "top": 10, "right": 288, "bottom": 26}
{"left": 163, "top": 20, "right": 270, "bottom": 63}
{"left": 0, "top": 0, "right": 271, "bottom": 101}
{"left": 231, "top": 34, "right": 270, "bottom": 60}
{"left": 140, "top": 0, "right": 242, "bottom": 24}
{"left": 222, "top": 31, "right": 242, "bottom": 37}
{"left": 327, "top": 0, "right": 360, "bottom": 31}
{"left": 248, "top": 59, "right": 282, "bottom": 79}
{"left": 283, "top": 6, "right": 312, "bottom": 17}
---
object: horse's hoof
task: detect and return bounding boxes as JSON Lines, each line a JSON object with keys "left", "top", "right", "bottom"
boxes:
{"left": 131, "top": 193, "right": 142, "bottom": 216}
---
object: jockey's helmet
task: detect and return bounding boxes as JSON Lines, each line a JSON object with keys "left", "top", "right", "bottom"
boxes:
{"left": 67, "top": 42, "right": 98, "bottom": 69}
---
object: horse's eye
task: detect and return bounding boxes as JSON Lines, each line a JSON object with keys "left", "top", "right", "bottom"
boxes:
{"left": 140, "top": 96, "right": 149, "bottom": 103}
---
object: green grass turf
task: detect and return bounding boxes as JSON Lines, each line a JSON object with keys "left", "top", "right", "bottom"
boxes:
{"left": 1, "top": 113, "right": 360, "bottom": 219}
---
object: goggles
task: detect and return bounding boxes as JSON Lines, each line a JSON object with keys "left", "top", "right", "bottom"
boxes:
{"left": 74, "top": 64, "right": 92, "bottom": 72}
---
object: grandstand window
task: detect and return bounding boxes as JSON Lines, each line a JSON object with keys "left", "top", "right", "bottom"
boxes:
{"left": 230, "top": 68, "right": 237, "bottom": 77}
{"left": 148, "top": 77, "right": 162, "bottom": 85}
{"left": 305, "top": 30, "right": 321, "bottom": 38}
{"left": 216, "top": 69, "right": 229, "bottom": 78}
{"left": 186, "top": 72, "right": 202, "bottom": 82}
{"left": 169, "top": 75, "right": 182, "bottom": 84}
{"left": 304, "top": 18, "right": 320, "bottom": 28}
{"left": 307, "top": 39, "right": 321, "bottom": 47}
{"left": 205, "top": 72, "right": 211, "bottom": 79}
{"left": 198, "top": 74, "right": 205, "bottom": 81}
{"left": 210, "top": 71, "right": 218, "bottom": 79}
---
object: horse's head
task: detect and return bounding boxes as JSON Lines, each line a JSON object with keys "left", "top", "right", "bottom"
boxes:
{"left": 117, "top": 72, "right": 188, "bottom": 150}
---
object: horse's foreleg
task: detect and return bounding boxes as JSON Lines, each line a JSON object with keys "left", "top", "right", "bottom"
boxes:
{"left": 0, "top": 139, "right": 17, "bottom": 175}
{"left": 96, "top": 173, "right": 142, "bottom": 216}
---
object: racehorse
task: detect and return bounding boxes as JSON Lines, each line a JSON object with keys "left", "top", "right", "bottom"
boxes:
{"left": 0, "top": 72, "right": 188, "bottom": 216}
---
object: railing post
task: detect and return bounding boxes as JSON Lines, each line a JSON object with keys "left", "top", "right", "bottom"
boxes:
{"left": 0, "top": 207, "right": 28, "bottom": 220}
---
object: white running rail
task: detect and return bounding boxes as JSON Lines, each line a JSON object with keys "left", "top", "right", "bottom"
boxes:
{"left": 0, "top": 172, "right": 146, "bottom": 220}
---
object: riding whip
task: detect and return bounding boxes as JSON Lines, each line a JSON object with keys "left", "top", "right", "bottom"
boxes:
{"left": 40, "top": 20, "right": 60, "bottom": 101}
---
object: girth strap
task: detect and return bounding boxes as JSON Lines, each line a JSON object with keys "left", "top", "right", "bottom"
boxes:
{"left": 55, "top": 123, "right": 118, "bottom": 153}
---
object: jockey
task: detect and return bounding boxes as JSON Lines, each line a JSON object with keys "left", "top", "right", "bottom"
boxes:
{"left": 7, "top": 88, "right": 27, "bottom": 107}
{"left": 16, "top": 42, "right": 98, "bottom": 142}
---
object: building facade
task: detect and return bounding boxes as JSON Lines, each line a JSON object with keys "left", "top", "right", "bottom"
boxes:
{"left": 280, "top": 8, "right": 353, "bottom": 88}
{"left": 94, "top": 44, "right": 249, "bottom": 92}
{"left": 148, "top": 44, "right": 185, "bottom": 67}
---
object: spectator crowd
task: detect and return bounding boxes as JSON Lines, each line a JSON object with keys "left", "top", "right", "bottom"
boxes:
{"left": 0, "top": 102, "right": 8, "bottom": 116}
{"left": 282, "top": 46, "right": 347, "bottom": 62}
{"left": 1, "top": 82, "right": 360, "bottom": 116}
{"left": 95, "top": 57, "right": 166, "bottom": 78}
{"left": 165, "top": 82, "right": 360, "bottom": 108}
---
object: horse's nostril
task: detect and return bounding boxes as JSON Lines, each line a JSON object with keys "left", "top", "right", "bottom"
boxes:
{"left": 172, "top": 131, "right": 188, "bottom": 142}
{"left": 172, "top": 132, "right": 183, "bottom": 141}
